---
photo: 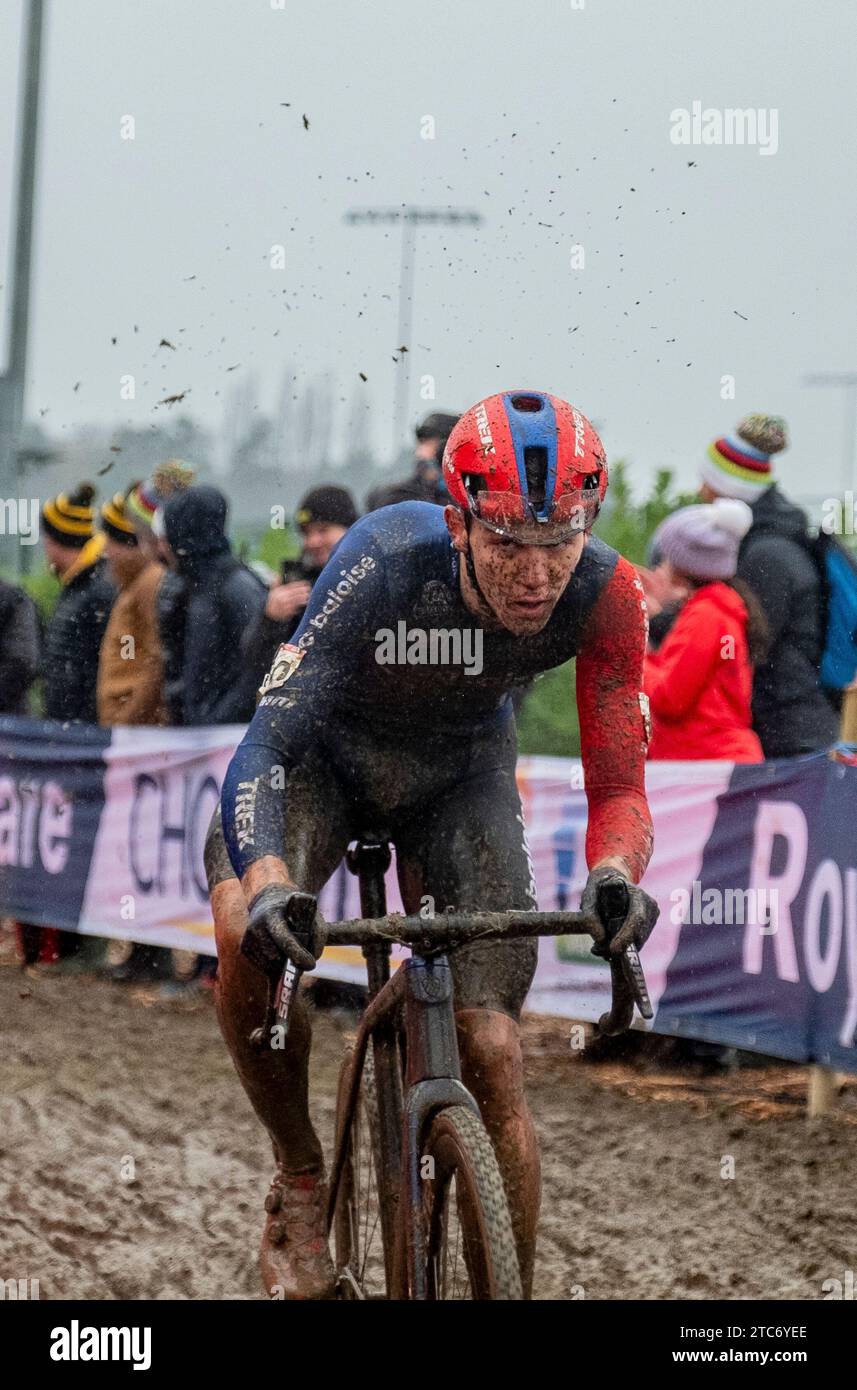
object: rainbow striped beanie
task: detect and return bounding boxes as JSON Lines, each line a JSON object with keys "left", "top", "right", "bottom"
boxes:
{"left": 701, "top": 414, "right": 788, "bottom": 502}
{"left": 126, "top": 459, "right": 196, "bottom": 532}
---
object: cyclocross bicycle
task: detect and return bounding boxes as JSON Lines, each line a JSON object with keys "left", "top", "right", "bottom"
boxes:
{"left": 251, "top": 831, "right": 653, "bottom": 1301}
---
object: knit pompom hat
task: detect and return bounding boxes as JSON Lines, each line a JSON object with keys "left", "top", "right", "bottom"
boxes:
{"left": 42, "top": 482, "right": 97, "bottom": 548}
{"left": 126, "top": 459, "right": 196, "bottom": 533}
{"left": 101, "top": 485, "right": 141, "bottom": 546}
{"left": 295, "top": 485, "right": 358, "bottom": 531}
{"left": 701, "top": 414, "right": 788, "bottom": 502}
{"left": 653, "top": 497, "right": 754, "bottom": 581}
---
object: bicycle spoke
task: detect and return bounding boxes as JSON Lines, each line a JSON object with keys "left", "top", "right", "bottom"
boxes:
{"left": 358, "top": 1124, "right": 381, "bottom": 1284}
{"left": 340, "top": 1070, "right": 386, "bottom": 1298}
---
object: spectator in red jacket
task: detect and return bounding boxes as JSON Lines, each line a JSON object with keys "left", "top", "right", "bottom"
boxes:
{"left": 644, "top": 499, "right": 768, "bottom": 762}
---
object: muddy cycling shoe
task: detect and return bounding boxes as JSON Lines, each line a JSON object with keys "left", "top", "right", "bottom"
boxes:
{"left": 260, "top": 1167, "right": 335, "bottom": 1300}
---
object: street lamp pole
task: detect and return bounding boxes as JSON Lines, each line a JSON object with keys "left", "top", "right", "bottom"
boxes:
{"left": 0, "top": 0, "right": 47, "bottom": 575}
{"left": 802, "top": 372, "right": 857, "bottom": 497}
{"left": 344, "top": 206, "right": 483, "bottom": 461}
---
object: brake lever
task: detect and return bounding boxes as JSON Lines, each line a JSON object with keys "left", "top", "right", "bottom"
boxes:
{"left": 594, "top": 879, "right": 653, "bottom": 1030}
{"left": 247, "top": 894, "right": 319, "bottom": 1051}
{"left": 249, "top": 958, "right": 302, "bottom": 1052}
{"left": 622, "top": 942, "right": 653, "bottom": 1020}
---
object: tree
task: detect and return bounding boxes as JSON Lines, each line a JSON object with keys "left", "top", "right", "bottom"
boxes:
{"left": 594, "top": 461, "right": 696, "bottom": 565}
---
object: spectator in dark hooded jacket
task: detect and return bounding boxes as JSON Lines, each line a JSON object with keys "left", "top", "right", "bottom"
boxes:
{"left": 161, "top": 485, "right": 266, "bottom": 725}
{"left": 41, "top": 483, "right": 116, "bottom": 724}
{"left": 700, "top": 414, "right": 838, "bottom": 758}
{"left": 0, "top": 579, "right": 40, "bottom": 714}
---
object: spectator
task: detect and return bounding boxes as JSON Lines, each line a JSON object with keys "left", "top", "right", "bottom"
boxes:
{"left": 644, "top": 499, "right": 767, "bottom": 762}
{"left": 245, "top": 484, "right": 358, "bottom": 685}
{"left": 155, "top": 540, "right": 189, "bottom": 727}
{"left": 161, "top": 484, "right": 267, "bottom": 987}
{"left": 161, "top": 485, "right": 266, "bottom": 725}
{"left": 126, "top": 460, "right": 196, "bottom": 726}
{"left": 106, "top": 467, "right": 193, "bottom": 989}
{"left": 1, "top": 579, "right": 43, "bottom": 967}
{"left": 700, "top": 414, "right": 839, "bottom": 757}
{"left": 636, "top": 559, "right": 691, "bottom": 652}
{"left": 38, "top": 483, "right": 115, "bottom": 967}
{"left": 96, "top": 487, "right": 174, "bottom": 983}
{"left": 41, "top": 483, "right": 115, "bottom": 724}
{"left": 97, "top": 489, "right": 167, "bottom": 727}
{"left": 366, "top": 410, "right": 459, "bottom": 510}
{"left": 0, "top": 578, "right": 40, "bottom": 714}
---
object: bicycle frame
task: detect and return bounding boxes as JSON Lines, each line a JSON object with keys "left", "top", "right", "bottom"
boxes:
{"left": 317, "top": 834, "right": 653, "bottom": 1299}
{"left": 326, "top": 834, "right": 480, "bottom": 1299}
{"left": 327, "top": 943, "right": 482, "bottom": 1298}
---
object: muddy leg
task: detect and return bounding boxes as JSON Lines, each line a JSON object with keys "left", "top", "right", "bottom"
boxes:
{"left": 207, "top": 754, "right": 353, "bottom": 1301}
{"left": 455, "top": 1007, "right": 541, "bottom": 1299}
{"left": 211, "top": 878, "right": 322, "bottom": 1172}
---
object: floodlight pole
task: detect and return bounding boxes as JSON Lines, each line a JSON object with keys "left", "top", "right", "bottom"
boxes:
{"left": 0, "top": 0, "right": 46, "bottom": 575}
{"left": 802, "top": 372, "right": 857, "bottom": 496}
{"left": 344, "top": 206, "right": 483, "bottom": 460}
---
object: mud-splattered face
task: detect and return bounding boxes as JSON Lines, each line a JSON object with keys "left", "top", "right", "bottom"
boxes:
{"left": 446, "top": 507, "right": 585, "bottom": 635}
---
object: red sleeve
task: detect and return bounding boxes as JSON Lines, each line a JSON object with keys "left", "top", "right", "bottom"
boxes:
{"left": 575, "top": 554, "right": 653, "bottom": 883}
{"left": 643, "top": 601, "right": 718, "bottom": 721}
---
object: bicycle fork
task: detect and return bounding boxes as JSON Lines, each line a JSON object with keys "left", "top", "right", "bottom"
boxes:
{"left": 393, "top": 954, "right": 480, "bottom": 1300}
{"left": 327, "top": 955, "right": 482, "bottom": 1297}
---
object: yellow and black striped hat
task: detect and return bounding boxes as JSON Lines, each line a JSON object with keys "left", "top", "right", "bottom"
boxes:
{"left": 42, "top": 483, "right": 97, "bottom": 549}
{"left": 101, "top": 485, "right": 141, "bottom": 547}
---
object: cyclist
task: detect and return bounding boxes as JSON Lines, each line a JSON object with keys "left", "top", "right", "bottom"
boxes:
{"left": 208, "top": 390, "right": 658, "bottom": 1299}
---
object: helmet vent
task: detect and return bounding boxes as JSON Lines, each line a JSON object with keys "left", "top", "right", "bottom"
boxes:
{"left": 523, "top": 446, "right": 548, "bottom": 511}
{"left": 510, "top": 394, "right": 543, "bottom": 412}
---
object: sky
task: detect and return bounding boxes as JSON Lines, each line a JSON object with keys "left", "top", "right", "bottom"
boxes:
{"left": 1, "top": 0, "right": 856, "bottom": 505}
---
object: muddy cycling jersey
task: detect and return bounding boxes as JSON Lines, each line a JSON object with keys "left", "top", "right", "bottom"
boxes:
{"left": 221, "top": 501, "right": 653, "bottom": 884}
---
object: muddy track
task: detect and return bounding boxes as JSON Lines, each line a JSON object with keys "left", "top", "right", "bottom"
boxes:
{"left": 1, "top": 963, "right": 855, "bottom": 1301}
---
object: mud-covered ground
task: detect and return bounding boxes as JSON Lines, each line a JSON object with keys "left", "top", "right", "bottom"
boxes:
{"left": 2, "top": 950, "right": 856, "bottom": 1301}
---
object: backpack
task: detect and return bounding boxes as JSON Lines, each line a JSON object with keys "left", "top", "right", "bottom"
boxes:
{"left": 811, "top": 531, "right": 857, "bottom": 691}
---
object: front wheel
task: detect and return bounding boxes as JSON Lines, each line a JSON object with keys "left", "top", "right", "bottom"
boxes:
{"left": 332, "top": 1046, "right": 389, "bottom": 1299}
{"left": 422, "top": 1104, "right": 522, "bottom": 1300}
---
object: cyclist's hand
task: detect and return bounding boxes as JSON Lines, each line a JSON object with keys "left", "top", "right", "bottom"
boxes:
{"left": 265, "top": 581, "right": 312, "bottom": 622}
{"left": 241, "top": 885, "right": 326, "bottom": 978}
{"left": 582, "top": 866, "right": 659, "bottom": 958}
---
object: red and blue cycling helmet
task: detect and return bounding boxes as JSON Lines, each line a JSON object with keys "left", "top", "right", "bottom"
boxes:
{"left": 443, "top": 390, "right": 607, "bottom": 543}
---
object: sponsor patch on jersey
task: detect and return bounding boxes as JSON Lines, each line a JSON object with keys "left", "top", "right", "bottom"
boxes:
{"left": 260, "top": 643, "right": 305, "bottom": 695}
